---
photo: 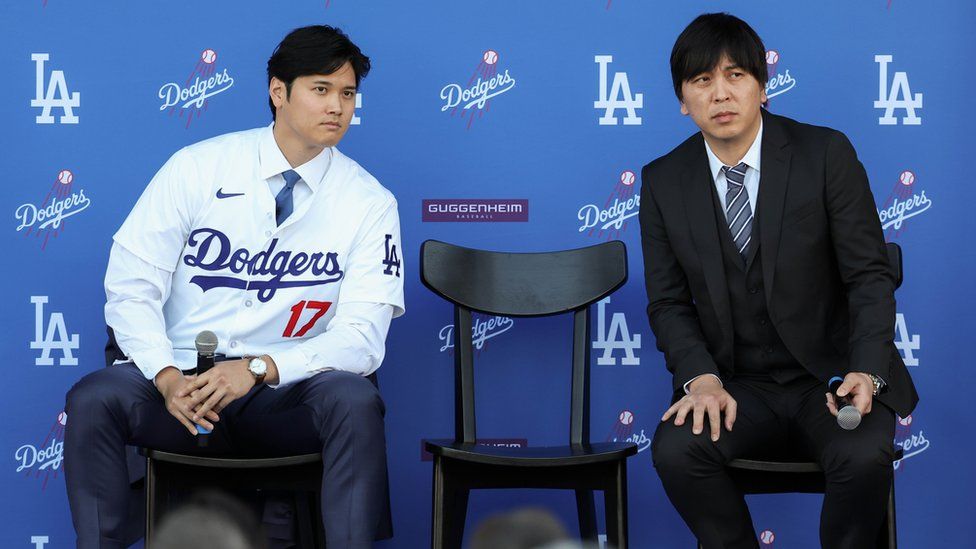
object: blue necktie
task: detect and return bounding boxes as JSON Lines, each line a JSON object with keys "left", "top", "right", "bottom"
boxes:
{"left": 722, "top": 162, "right": 753, "bottom": 260}
{"left": 275, "top": 170, "right": 301, "bottom": 226}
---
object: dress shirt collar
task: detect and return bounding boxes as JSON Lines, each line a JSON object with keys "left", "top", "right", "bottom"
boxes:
{"left": 703, "top": 120, "right": 763, "bottom": 182}
{"left": 258, "top": 123, "right": 332, "bottom": 191}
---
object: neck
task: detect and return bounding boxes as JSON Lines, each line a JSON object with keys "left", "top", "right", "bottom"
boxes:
{"left": 272, "top": 123, "right": 325, "bottom": 168}
{"left": 704, "top": 115, "right": 761, "bottom": 167}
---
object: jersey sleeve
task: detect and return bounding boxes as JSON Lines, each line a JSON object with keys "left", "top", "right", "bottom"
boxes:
{"left": 113, "top": 148, "right": 206, "bottom": 271}
{"left": 337, "top": 196, "right": 405, "bottom": 317}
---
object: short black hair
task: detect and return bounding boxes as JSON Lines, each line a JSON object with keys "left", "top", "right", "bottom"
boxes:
{"left": 267, "top": 25, "right": 371, "bottom": 120}
{"left": 670, "top": 13, "right": 767, "bottom": 100}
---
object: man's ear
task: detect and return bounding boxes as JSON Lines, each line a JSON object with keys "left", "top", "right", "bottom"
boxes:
{"left": 680, "top": 100, "right": 689, "bottom": 116}
{"left": 269, "top": 77, "right": 287, "bottom": 110}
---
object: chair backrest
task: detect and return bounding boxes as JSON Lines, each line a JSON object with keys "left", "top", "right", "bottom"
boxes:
{"left": 886, "top": 242, "right": 903, "bottom": 290}
{"left": 420, "top": 240, "right": 628, "bottom": 446}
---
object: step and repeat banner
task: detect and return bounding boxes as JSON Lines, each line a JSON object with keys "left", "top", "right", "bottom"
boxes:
{"left": 2, "top": 1, "right": 970, "bottom": 547}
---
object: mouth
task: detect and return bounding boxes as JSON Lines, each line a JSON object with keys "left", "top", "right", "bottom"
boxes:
{"left": 321, "top": 121, "right": 342, "bottom": 129}
{"left": 712, "top": 111, "right": 737, "bottom": 123}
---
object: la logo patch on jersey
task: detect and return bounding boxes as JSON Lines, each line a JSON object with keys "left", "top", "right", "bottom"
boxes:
{"left": 382, "top": 234, "right": 400, "bottom": 277}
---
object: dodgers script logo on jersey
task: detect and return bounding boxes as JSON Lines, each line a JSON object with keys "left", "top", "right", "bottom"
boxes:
{"left": 874, "top": 54, "right": 922, "bottom": 125}
{"left": 30, "top": 296, "right": 79, "bottom": 366}
{"left": 764, "top": 50, "right": 797, "bottom": 102}
{"left": 594, "top": 55, "right": 643, "bottom": 125}
{"left": 606, "top": 410, "right": 650, "bottom": 452}
{"left": 182, "top": 228, "right": 343, "bottom": 302}
{"left": 31, "top": 53, "right": 79, "bottom": 124}
{"left": 877, "top": 170, "right": 931, "bottom": 242}
{"left": 15, "top": 169, "right": 90, "bottom": 250}
{"left": 578, "top": 169, "right": 639, "bottom": 240}
{"left": 439, "top": 315, "right": 514, "bottom": 354}
{"left": 593, "top": 297, "right": 640, "bottom": 366}
{"left": 159, "top": 49, "right": 235, "bottom": 129}
{"left": 14, "top": 411, "right": 66, "bottom": 491}
{"left": 440, "top": 49, "right": 516, "bottom": 129}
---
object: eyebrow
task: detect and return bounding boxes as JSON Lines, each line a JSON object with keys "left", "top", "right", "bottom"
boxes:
{"left": 310, "top": 80, "right": 357, "bottom": 91}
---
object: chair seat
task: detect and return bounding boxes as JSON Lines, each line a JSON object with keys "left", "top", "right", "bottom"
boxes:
{"left": 425, "top": 439, "right": 637, "bottom": 467}
{"left": 728, "top": 448, "right": 904, "bottom": 474}
{"left": 140, "top": 448, "right": 321, "bottom": 469}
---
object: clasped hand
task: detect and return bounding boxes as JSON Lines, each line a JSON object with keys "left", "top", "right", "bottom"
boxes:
{"left": 156, "top": 360, "right": 256, "bottom": 435}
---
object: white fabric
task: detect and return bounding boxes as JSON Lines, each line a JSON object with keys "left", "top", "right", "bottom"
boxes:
{"left": 106, "top": 124, "right": 404, "bottom": 386}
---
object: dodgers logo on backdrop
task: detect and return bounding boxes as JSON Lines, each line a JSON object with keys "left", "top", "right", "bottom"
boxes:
{"left": 15, "top": 411, "right": 66, "bottom": 491}
{"left": 422, "top": 199, "right": 529, "bottom": 222}
{"left": 182, "top": 228, "right": 343, "bottom": 302}
{"left": 30, "top": 296, "right": 79, "bottom": 366}
{"left": 764, "top": 50, "right": 796, "bottom": 101}
{"left": 606, "top": 410, "right": 650, "bottom": 452}
{"left": 875, "top": 55, "right": 922, "bottom": 125}
{"left": 877, "top": 169, "right": 932, "bottom": 241}
{"left": 593, "top": 297, "right": 640, "bottom": 365}
{"left": 594, "top": 55, "right": 643, "bottom": 125}
{"left": 15, "top": 169, "right": 91, "bottom": 250}
{"left": 158, "top": 49, "right": 235, "bottom": 129}
{"left": 893, "top": 414, "right": 930, "bottom": 471}
{"left": 31, "top": 53, "right": 80, "bottom": 124}
{"left": 440, "top": 49, "right": 516, "bottom": 129}
{"left": 894, "top": 312, "right": 920, "bottom": 367}
{"left": 759, "top": 530, "right": 776, "bottom": 546}
{"left": 578, "top": 169, "right": 640, "bottom": 240}
{"left": 439, "top": 315, "right": 515, "bottom": 353}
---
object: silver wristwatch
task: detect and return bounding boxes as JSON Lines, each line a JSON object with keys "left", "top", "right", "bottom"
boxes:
{"left": 867, "top": 374, "right": 885, "bottom": 396}
{"left": 248, "top": 357, "right": 268, "bottom": 385}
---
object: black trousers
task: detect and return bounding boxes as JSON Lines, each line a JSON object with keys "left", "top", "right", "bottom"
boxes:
{"left": 64, "top": 363, "right": 392, "bottom": 549}
{"left": 651, "top": 375, "right": 895, "bottom": 549}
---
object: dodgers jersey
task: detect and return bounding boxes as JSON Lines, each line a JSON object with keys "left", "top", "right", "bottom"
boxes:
{"left": 109, "top": 125, "right": 404, "bottom": 385}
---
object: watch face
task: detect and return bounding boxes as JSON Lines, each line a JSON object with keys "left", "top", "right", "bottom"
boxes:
{"left": 249, "top": 358, "right": 267, "bottom": 376}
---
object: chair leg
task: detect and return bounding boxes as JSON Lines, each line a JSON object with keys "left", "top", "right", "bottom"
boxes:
{"left": 603, "top": 461, "right": 629, "bottom": 549}
{"left": 575, "top": 489, "right": 598, "bottom": 541}
{"left": 144, "top": 457, "right": 155, "bottom": 549}
{"left": 431, "top": 457, "right": 469, "bottom": 549}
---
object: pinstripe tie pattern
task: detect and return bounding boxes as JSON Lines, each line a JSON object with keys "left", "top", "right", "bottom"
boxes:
{"left": 722, "top": 162, "right": 752, "bottom": 260}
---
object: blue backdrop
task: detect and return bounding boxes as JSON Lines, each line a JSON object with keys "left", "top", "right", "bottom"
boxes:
{"left": 2, "top": 1, "right": 970, "bottom": 547}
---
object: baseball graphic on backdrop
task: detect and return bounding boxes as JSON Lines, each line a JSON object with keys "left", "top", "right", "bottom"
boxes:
{"left": 760, "top": 530, "right": 775, "bottom": 545}
{"left": 620, "top": 170, "right": 636, "bottom": 186}
{"left": 483, "top": 49, "right": 498, "bottom": 65}
{"left": 201, "top": 49, "right": 217, "bottom": 64}
{"left": 58, "top": 411, "right": 68, "bottom": 426}
{"left": 899, "top": 170, "right": 915, "bottom": 186}
{"left": 57, "top": 169, "right": 73, "bottom": 185}
{"left": 765, "top": 50, "right": 779, "bottom": 65}
{"left": 898, "top": 415, "right": 913, "bottom": 426}
{"left": 618, "top": 410, "right": 634, "bottom": 425}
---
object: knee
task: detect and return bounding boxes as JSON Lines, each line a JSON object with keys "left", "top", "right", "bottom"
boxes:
{"left": 821, "top": 438, "right": 893, "bottom": 484}
{"left": 308, "top": 371, "right": 385, "bottom": 419}
{"left": 65, "top": 368, "right": 116, "bottom": 414}
{"left": 651, "top": 422, "right": 722, "bottom": 478}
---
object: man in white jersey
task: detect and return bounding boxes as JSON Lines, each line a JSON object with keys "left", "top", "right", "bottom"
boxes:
{"left": 64, "top": 26, "right": 403, "bottom": 549}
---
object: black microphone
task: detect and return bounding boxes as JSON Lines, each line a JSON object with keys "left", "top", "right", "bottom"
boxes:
{"left": 828, "top": 376, "right": 861, "bottom": 430}
{"left": 194, "top": 331, "right": 219, "bottom": 446}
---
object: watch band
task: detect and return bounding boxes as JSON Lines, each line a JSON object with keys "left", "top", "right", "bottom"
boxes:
{"left": 868, "top": 374, "right": 885, "bottom": 396}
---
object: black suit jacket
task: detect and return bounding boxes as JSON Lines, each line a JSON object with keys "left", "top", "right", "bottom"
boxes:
{"left": 639, "top": 110, "right": 918, "bottom": 417}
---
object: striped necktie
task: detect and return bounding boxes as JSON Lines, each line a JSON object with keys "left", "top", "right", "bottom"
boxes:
{"left": 722, "top": 162, "right": 752, "bottom": 260}
{"left": 275, "top": 169, "right": 301, "bottom": 226}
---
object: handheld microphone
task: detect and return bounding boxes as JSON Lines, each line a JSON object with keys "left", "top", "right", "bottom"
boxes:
{"left": 828, "top": 376, "right": 862, "bottom": 430}
{"left": 194, "top": 331, "right": 219, "bottom": 446}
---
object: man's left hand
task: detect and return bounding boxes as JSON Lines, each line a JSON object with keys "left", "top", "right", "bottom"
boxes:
{"left": 825, "top": 372, "right": 874, "bottom": 417}
{"left": 178, "top": 359, "right": 255, "bottom": 423}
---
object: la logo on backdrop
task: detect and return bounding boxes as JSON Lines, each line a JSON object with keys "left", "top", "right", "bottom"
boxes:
{"left": 594, "top": 55, "right": 643, "bottom": 125}
{"left": 14, "top": 169, "right": 91, "bottom": 250}
{"left": 440, "top": 49, "right": 516, "bottom": 129}
{"left": 31, "top": 53, "right": 80, "bottom": 125}
{"left": 14, "top": 410, "right": 66, "bottom": 491}
{"left": 874, "top": 54, "right": 922, "bottom": 125}
{"left": 578, "top": 169, "right": 639, "bottom": 240}
{"left": 159, "top": 48, "right": 235, "bottom": 128}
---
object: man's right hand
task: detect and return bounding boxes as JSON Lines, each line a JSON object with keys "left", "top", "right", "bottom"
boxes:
{"left": 155, "top": 367, "right": 219, "bottom": 435}
{"left": 661, "top": 376, "right": 737, "bottom": 442}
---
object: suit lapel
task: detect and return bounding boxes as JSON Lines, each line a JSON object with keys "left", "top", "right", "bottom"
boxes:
{"left": 679, "top": 141, "right": 733, "bottom": 346}
{"left": 757, "top": 110, "right": 792, "bottom": 306}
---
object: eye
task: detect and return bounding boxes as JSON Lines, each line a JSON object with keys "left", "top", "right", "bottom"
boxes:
{"left": 343, "top": 90, "right": 356, "bottom": 99}
{"left": 313, "top": 86, "right": 327, "bottom": 93}
{"left": 730, "top": 71, "right": 744, "bottom": 79}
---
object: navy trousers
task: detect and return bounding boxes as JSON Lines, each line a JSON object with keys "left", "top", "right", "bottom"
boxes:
{"left": 64, "top": 363, "right": 392, "bottom": 549}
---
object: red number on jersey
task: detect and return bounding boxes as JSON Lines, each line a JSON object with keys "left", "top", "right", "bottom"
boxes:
{"left": 283, "top": 300, "right": 333, "bottom": 337}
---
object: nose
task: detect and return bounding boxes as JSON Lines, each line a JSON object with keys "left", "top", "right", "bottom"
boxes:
{"left": 712, "top": 77, "right": 731, "bottom": 103}
{"left": 325, "top": 92, "right": 342, "bottom": 115}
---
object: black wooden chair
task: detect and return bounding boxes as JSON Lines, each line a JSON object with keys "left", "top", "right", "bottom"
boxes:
{"left": 696, "top": 242, "right": 906, "bottom": 549}
{"left": 103, "top": 329, "right": 328, "bottom": 548}
{"left": 420, "top": 239, "right": 639, "bottom": 549}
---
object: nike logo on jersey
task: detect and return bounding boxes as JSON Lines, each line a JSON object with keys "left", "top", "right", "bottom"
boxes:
{"left": 216, "top": 188, "right": 245, "bottom": 199}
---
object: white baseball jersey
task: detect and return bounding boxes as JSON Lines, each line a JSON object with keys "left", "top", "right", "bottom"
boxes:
{"left": 107, "top": 125, "right": 404, "bottom": 386}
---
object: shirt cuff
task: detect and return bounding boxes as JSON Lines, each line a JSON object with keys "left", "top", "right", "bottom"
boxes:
{"left": 683, "top": 373, "right": 723, "bottom": 395}
{"left": 268, "top": 346, "right": 315, "bottom": 388}
{"left": 128, "top": 347, "right": 178, "bottom": 384}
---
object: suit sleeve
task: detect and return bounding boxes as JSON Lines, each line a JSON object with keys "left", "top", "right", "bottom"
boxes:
{"left": 824, "top": 131, "right": 896, "bottom": 381}
{"left": 639, "top": 164, "right": 721, "bottom": 394}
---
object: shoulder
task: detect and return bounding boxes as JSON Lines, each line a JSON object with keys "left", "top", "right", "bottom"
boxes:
{"left": 765, "top": 111, "right": 851, "bottom": 153}
{"left": 176, "top": 127, "right": 264, "bottom": 165}
{"left": 641, "top": 131, "right": 702, "bottom": 191}
{"left": 332, "top": 149, "right": 398, "bottom": 211}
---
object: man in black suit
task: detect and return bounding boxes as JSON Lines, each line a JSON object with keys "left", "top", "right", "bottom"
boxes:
{"left": 640, "top": 13, "right": 918, "bottom": 549}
